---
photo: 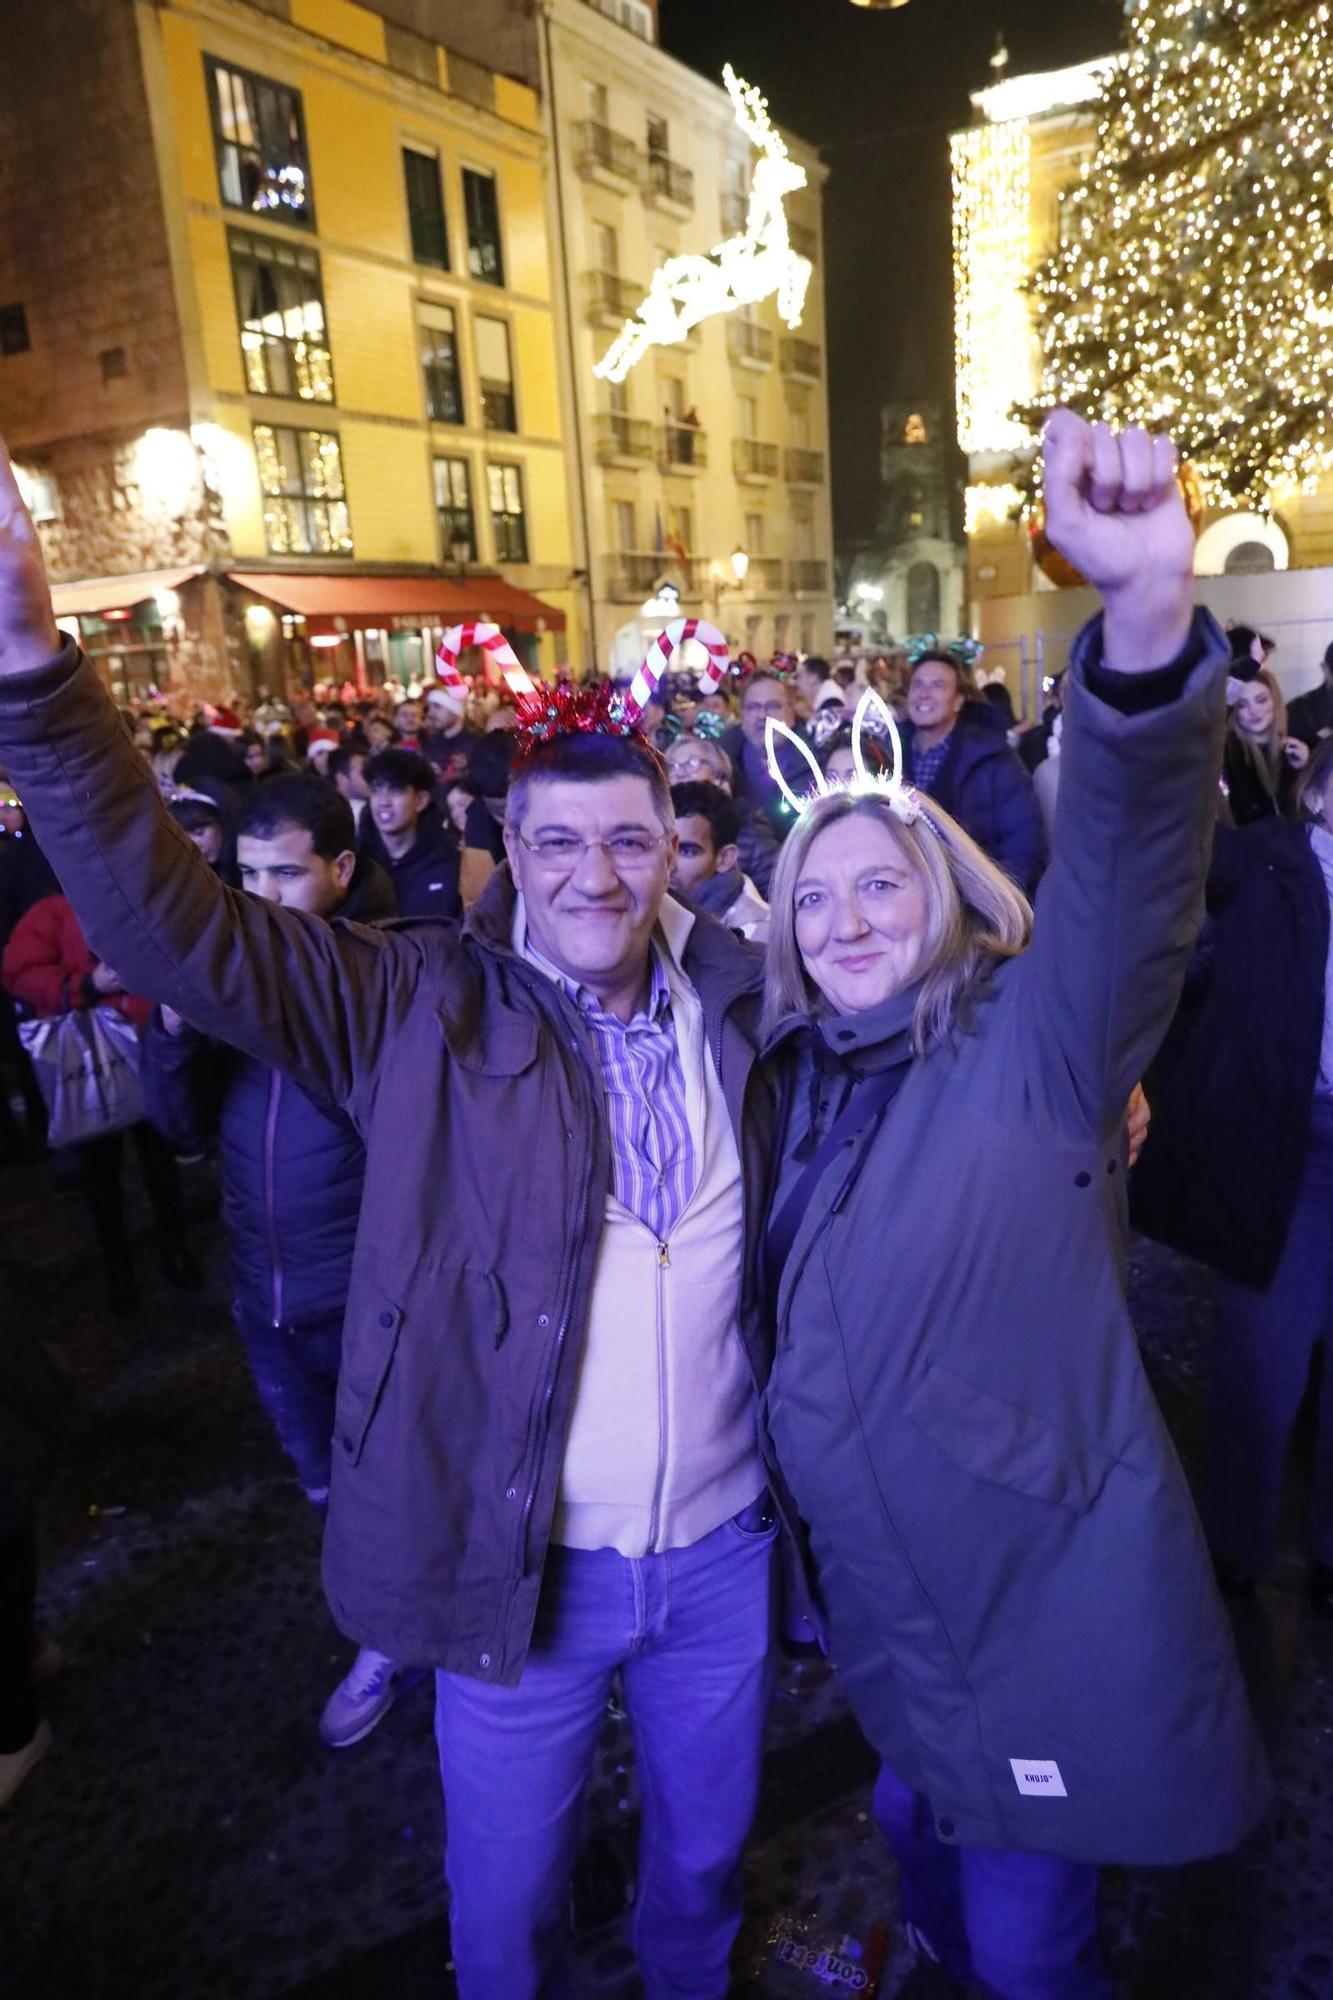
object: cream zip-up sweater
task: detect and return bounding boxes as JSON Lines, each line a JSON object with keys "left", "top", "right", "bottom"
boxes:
{"left": 515, "top": 895, "right": 765, "bottom": 1556}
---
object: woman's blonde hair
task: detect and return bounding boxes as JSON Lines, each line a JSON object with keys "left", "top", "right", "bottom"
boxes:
{"left": 761, "top": 790, "right": 1033, "bottom": 1050}
{"left": 1229, "top": 668, "right": 1289, "bottom": 800}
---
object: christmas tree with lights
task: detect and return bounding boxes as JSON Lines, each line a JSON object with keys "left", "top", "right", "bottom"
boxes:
{"left": 1026, "top": 0, "right": 1333, "bottom": 510}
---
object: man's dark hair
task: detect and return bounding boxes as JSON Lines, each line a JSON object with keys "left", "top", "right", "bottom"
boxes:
{"left": 364, "top": 748, "right": 437, "bottom": 797}
{"left": 237, "top": 773, "right": 355, "bottom": 859}
{"left": 508, "top": 732, "right": 672, "bottom": 830}
{"left": 327, "top": 745, "right": 365, "bottom": 785}
{"left": 465, "top": 731, "right": 519, "bottom": 799}
{"left": 910, "top": 649, "right": 972, "bottom": 694}
{"left": 670, "top": 780, "right": 740, "bottom": 852}
{"left": 167, "top": 794, "right": 225, "bottom": 836}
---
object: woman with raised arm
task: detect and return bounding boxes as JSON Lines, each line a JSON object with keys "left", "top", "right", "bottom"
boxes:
{"left": 758, "top": 414, "right": 1270, "bottom": 2000}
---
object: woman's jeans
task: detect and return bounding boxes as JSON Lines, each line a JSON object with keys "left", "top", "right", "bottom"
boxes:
{"left": 1204, "top": 1094, "right": 1333, "bottom": 1576}
{"left": 874, "top": 1765, "right": 1112, "bottom": 2000}
{"left": 434, "top": 1500, "right": 778, "bottom": 2000}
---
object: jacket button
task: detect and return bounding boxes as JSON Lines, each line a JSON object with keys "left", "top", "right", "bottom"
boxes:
{"left": 480, "top": 1653, "right": 492, "bottom": 1669}
{"left": 937, "top": 1817, "right": 955, "bottom": 1839}
{"left": 379, "top": 1310, "right": 395, "bottom": 1328}
{"left": 537, "top": 1313, "right": 550, "bottom": 1328}
{"left": 505, "top": 1486, "right": 517, "bottom": 1500}
{"left": 1074, "top": 1171, "right": 1092, "bottom": 1189}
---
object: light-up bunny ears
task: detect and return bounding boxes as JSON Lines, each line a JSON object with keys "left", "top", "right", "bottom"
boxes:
{"left": 766, "top": 688, "right": 927, "bottom": 827}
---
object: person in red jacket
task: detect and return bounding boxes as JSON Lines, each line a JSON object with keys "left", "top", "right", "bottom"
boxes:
{"left": 2, "top": 894, "right": 194, "bottom": 1310}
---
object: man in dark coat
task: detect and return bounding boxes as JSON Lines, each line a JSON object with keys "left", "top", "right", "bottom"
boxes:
{"left": 901, "top": 652, "right": 1047, "bottom": 895}
{"left": 142, "top": 775, "right": 402, "bottom": 1748}
{"left": 359, "top": 746, "right": 461, "bottom": 919}
{"left": 1288, "top": 641, "right": 1333, "bottom": 748}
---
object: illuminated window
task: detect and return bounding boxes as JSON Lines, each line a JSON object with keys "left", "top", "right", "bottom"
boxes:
{"left": 404, "top": 147, "right": 449, "bottom": 270}
{"left": 434, "top": 457, "right": 475, "bottom": 562}
{"left": 419, "top": 306, "right": 463, "bottom": 424}
{"left": 476, "top": 316, "right": 516, "bottom": 431}
{"left": 488, "top": 462, "right": 528, "bottom": 562}
{"left": 904, "top": 413, "right": 928, "bottom": 445}
{"left": 253, "top": 425, "right": 351, "bottom": 555}
{"left": 206, "top": 59, "right": 313, "bottom": 225}
{"left": 230, "top": 230, "right": 333, "bottom": 402}
{"left": 463, "top": 169, "right": 505, "bottom": 287}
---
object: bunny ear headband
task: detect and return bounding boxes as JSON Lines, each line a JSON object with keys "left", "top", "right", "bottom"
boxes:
{"left": 434, "top": 618, "right": 730, "bottom": 763}
{"left": 766, "top": 688, "right": 930, "bottom": 828}
{"left": 906, "top": 633, "right": 985, "bottom": 671}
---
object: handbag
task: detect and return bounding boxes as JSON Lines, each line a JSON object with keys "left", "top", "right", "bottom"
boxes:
{"left": 18, "top": 1004, "right": 145, "bottom": 1148}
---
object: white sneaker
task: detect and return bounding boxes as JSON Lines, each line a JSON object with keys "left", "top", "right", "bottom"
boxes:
{"left": 0, "top": 1720, "right": 52, "bottom": 1808}
{"left": 318, "top": 1648, "right": 400, "bottom": 1749}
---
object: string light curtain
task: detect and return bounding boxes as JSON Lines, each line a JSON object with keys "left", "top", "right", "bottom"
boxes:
{"left": 952, "top": 119, "right": 1034, "bottom": 455}
{"left": 1025, "top": 0, "right": 1333, "bottom": 510}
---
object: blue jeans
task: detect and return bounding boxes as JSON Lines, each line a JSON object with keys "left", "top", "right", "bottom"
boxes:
{"left": 233, "top": 1307, "right": 342, "bottom": 1496}
{"left": 874, "top": 1765, "right": 1112, "bottom": 2000}
{"left": 434, "top": 1499, "right": 778, "bottom": 2000}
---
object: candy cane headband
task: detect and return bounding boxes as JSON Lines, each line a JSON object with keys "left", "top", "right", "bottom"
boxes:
{"left": 435, "top": 622, "right": 537, "bottom": 703}
{"left": 624, "top": 617, "right": 729, "bottom": 722}
{"left": 766, "top": 688, "right": 927, "bottom": 827}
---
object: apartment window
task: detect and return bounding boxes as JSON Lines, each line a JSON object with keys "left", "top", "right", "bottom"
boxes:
{"left": 253, "top": 424, "right": 351, "bottom": 555}
{"left": 434, "top": 456, "right": 476, "bottom": 563}
{"left": 612, "top": 499, "right": 636, "bottom": 550}
{"left": 0, "top": 303, "right": 31, "bottom": 356}
{"left": 585, "top": 81, "right": 609, "bottom": 121}
{"left": 230, "top": 230, "right": 333, "bottom": 401}
{"left": 403, "top": 147, "right": 449, "bottom": 270}
{"left": 593, "top": 222, "right": 619, "bottom": 274}
{"left": 646, "top": 116, "right": 669, "bottom": 162}
{"left": 463, "top": 168, "right": 505, "bottom": 287}
{"left": 737, "top": 393, "right": 758, "bottom": 439}
{"left": 744, "top": 512, "right": 764, "bottom": 553}
{"left": 206, "top": 59, "right": 313, "bottom": 225}
{"left": 419, "top": 306, "right": 463, "bottom": 424}
{"left": 671, "top": 505, "right": 693, "bottom": 555}
{"left": 488, "top": 462, "right": 528, "bottom": 562}
{"left": 476, "top": 315, "right": 516, "bottom": 432}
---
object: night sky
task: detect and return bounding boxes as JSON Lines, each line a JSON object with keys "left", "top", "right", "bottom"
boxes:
{"left": 658, "top": 0, "right": 1123, "bottom": 556}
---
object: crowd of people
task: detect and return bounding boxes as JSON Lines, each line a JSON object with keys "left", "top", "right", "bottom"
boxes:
{"left": 0, "top": 412, "right": 1328, "bottom": 2000}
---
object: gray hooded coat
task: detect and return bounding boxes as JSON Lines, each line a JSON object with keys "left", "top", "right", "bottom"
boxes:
{"left": 762, "top": 611, "right": 1271, "bottom": 1867}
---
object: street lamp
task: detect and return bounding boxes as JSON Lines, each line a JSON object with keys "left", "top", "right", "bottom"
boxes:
{"left": 731, "top": 546, "right": 750, "bottom": 585}
{"left": 848, "top": 1, "right": 913, "bottom": 10}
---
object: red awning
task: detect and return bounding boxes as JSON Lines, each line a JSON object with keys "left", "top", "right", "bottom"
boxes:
{"left": 226, "top": 572, "right": 564, "bottom": 635}
{"left": 51, "top": 567, "right": 203, "bottom": 618}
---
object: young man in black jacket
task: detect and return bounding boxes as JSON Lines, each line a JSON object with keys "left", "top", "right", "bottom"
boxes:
{"left": 142, "top": 776, "right": 411, "bottom": 1748}
{"left": 360, "top": 747, "right": 461, "bottom": 920}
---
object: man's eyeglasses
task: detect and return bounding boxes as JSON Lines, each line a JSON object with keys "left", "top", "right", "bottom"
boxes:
{"left": 742, "top": 699, "right": 788, "bottom": 719}
{"left": 516, "top": 831, "right": 669, "bottom": 868}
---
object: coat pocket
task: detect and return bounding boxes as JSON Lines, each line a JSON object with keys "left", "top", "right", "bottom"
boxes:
{"left": 334, "top": 1292, "right": 403, "bottom": 1468}
{"left": 902, "top": 1360, "right": 1117, "bottom": 1515}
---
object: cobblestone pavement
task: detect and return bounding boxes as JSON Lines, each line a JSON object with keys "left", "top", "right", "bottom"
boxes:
{"left": 2, "top": 1150, "right": 1331, "bottom": 2000}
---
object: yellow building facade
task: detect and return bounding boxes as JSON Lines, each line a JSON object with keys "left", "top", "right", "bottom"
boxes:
{"left": 540, "top": 0, "right": 835, "bottom": 673}
{"left": 0, "top": 0, "right": 579, "bottom": 699}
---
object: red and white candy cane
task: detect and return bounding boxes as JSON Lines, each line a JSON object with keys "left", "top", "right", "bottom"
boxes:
{"left": 624, "top": 617, "right": 729, "bottom": 722}
{"left": 435, "top": 622, "right": 537, "bottom": 702}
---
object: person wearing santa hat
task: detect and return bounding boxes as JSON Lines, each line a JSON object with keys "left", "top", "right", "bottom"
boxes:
{"left": 173, "top": 705, "right": 253, "bottom": 817}
{"left": 304, "top": 727, "right": 340, "bottom": 779}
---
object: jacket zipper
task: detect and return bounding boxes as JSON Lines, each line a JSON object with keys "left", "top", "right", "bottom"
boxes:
{"left": 263, "top": 1070, "right": 284, "bottom": 1326}
{"left": 646, "top": 1238, "right": 671, "bottom": 1549}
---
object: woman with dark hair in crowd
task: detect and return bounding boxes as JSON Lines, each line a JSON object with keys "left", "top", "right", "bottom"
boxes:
{"left": 1134, "top": 733, "right": 1333, "bottom": 1615}
{"left": 1222, "top": 668, "right": 1308, "bottom": 824}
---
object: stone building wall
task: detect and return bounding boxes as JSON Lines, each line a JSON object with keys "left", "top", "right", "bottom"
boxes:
{"left": 0, "top": 0, "right": 190, "bottom": 457}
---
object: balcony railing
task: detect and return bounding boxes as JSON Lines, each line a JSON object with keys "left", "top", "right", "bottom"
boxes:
{"left": 727, "top": 320, "right": 774, "bottom": 369}
{"left": 789, "top": 219, "right": 818, "bottom": 262}
{"left": 780, "top": 335, "right": 822, "bottom": 379}
{"left": 643, "top": 155, "right": 695, "bottom": 212}
{"left": 733, "top": 437, "right": 779, "bottom": 480}
{"left": 790, "top": 558, "right": 830, "bottom": 593}
{"left": 592, "top": 412, "right": 654, "bottom": 464}
{"left": 584, "top": 269, "right": 640, "bottom": 325}
{"left": 742, "top": 555, "right": 785, "bottom": 592}
{"left": 659, "top": 422, "right": 707, "bottom": 470}
{"left": 784, "top": 447, "right": 825, "bottom": 485}
{"left": 608, "top": 551, "right": 673, "bottom": 600}
{"left": 481, "top": 380, "right": 517, "bottom": 432}
{"left": 574, "top": 120, "right": 640, "bottom": 187}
